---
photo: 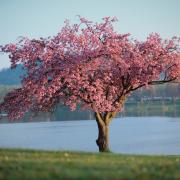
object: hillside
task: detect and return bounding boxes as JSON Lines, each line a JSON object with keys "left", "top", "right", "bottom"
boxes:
{"left": 0, "top": 65, "right": 24, "bottom": 85}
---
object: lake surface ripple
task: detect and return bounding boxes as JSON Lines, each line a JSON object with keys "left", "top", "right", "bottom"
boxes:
{"left": 0, "top": 117, "right": 180, "bottom": 155}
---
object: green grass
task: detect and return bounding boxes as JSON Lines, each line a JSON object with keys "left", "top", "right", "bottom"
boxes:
{"left": 0, "top": 148, "right": 180, "bottom": 179}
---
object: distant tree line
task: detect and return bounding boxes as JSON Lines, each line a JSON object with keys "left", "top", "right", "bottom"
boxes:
{"left": 131, "top": 84, "right": 180, "bottom": 101}
{"left": 0, "top": 85, "right": 19, "bottom": 103}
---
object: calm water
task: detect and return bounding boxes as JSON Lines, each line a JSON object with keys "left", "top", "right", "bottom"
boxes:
{"left": 0, "top": 117, "right": 180, "bottom": 155}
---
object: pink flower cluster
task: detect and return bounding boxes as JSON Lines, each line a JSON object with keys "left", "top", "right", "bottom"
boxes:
{"left": 0, "top": 17, "right": 180, "bottom": 120}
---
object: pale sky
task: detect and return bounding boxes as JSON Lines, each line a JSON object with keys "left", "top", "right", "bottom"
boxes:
{"left": 0, "top": 0, "right": 180, "bottom": 69}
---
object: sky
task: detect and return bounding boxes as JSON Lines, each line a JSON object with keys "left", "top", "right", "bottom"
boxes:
{"left": 0, "top": 0, "right": 180, "bottom": 69}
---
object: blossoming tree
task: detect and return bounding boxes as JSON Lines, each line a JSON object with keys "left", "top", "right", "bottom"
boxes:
{"left": 0, "top": 17, "right": 180, "bottom": 152}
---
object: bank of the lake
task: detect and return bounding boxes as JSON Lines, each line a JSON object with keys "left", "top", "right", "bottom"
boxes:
{"left": 0, "top": 148, "right": 180, "bottom": 180}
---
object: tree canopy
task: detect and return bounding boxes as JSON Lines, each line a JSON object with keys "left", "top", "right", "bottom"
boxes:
{"left": 0, "top": 17, "right": 180, "bottom": 120}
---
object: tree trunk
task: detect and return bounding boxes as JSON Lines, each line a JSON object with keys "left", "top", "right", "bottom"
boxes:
{"left": 95, "top": 113, "right": 110, "bottom": 152}
{"left": 96, "top": 123, "right": 110, "bottom": 152}
{"left": 94, "top": 96, "right": 126, "bottom": 152}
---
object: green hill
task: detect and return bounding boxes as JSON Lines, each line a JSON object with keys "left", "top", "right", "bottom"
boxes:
{"left": 0, "top": 65, "right": 24, "bottom": 85}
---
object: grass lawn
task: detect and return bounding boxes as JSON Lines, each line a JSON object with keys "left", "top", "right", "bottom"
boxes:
{"left": 0, "top": 148, "right": 180, "bottom": 179}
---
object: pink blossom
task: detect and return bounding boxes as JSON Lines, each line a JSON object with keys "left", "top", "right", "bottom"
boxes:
{"left": 0, "top": 17, "right": 180, "bottom": 120}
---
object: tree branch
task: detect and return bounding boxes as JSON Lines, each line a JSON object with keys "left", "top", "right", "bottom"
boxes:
{"left": 95, "top": 112, "right": 105, "bottom": 127}
{"left": 148, "top": 77, "right": 177, "bottom": 85}
{"left": 129, "top": 77, "right": 177, "bottom": 92}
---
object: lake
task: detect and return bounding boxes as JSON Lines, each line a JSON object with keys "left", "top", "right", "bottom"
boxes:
{"left": 0, "top": 117, "right": 180, "bottom": 155}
